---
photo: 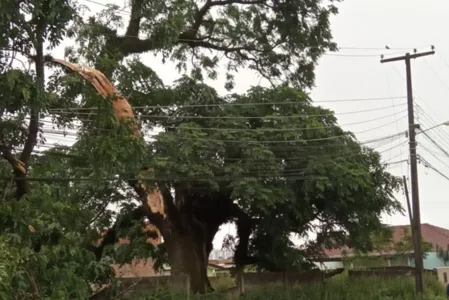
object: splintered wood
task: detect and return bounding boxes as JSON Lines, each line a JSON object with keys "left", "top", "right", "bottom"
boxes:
{"left": 52, "top": 59, "right": 166, "bottom": 227}
{"left": 52, "top": 59, "right": 135, "bottom": 122}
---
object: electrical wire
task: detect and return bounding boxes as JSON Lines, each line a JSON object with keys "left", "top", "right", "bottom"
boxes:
{"left": 385, "top": 65, "right": 406, "bottom": 179}
{"left": 415, "top": 104, "right": 449, "bottom": 142}
{"left": 49, "top": 104, "right": 404, "bottom": 120}
{"left": 419, "top": 129, "right": 449, "bottom": 160}
{"left": 34, "top": 134, "right": 405, "bottom": 162}
{"left": 419, "top": 145, "right": 449, "bottom": 171}
{"left": 3, "top": 141, "right": 406, "bottom": 183}
{"left": 386, "top": 159, "right": 408, "bottom": 166}
{"left": 39, "top": 112, "right": 407, "bottom": 136}
{"left": 418, "top": 155, "right": 449, "bottom": 182}
{"left": 39, "top": 122, "right": 405, "bottom": 145}
{"left": 389, "top": 65, "right": 448, "bottom": 138}
{"left": 422, "top": 58, "right": 449, "bottom": 93}
{"left": 47, "top": 96, "right": 407, "bottom": 111}
{"left": 415, "top": 106, "right": 449, "bottom": 153}
{"left": 11, "top": 133, "right": 406, "bottom": 169}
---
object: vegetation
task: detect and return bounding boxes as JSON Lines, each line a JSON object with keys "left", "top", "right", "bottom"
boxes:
{"left": 236, "top": 276, "right": 445, "bottom": 300}
{"left": 342, "top": 226, "right": 433, "bottom": 269}
{"left": 436, "top": 244, "right": 449, "bottom": 266}
{"left": 114, "top": 275, "right": 446, "bottom": 299}
{"left": 0, "top": 0, "right": 406, "bottom": 298}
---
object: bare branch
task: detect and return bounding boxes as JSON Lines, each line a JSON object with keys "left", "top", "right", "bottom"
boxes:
{"left": 96, "top": 0, "right": 264, "bottom": 64}
{"left": 125, "top": 0, "right": 144, "bottom": 37}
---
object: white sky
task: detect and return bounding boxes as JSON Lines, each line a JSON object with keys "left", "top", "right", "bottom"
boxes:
{"left": 41, "top": 0, "right": 449, "bottom": 250}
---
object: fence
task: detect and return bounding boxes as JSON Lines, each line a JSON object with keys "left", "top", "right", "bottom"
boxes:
{"left": 89, "top": 275, "right": 190, "bottom": 300}
{"left": 90, "top": 269, "right": 343, "bottom": 299}
{"left": 348, "top": 266, "right": 437, "bottom": 280}
{"left": 237, "top": 268, "right": 345, "bottom": 294}
{"left": 91, "top": 267, "right": 434, "bottom": 298}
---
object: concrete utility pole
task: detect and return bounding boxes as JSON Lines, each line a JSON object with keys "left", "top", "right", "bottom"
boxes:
{"left": 381, "top": 47, "right": 435, "bottom": 295}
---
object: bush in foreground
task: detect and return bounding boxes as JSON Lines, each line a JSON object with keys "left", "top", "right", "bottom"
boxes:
{"left": 239, "top": 276, "right": 445, "bottom": 300}
{"left": 131, "top": 275, "right": 445, "bottom": 300}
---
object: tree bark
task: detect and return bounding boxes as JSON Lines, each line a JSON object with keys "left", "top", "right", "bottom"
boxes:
{"left": 165, "top": 231, "right": 211, "bottom": 294}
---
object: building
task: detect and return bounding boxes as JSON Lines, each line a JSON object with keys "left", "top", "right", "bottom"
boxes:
{"left": 97, "top": 228, "right": 235, "bottom": 277}
{"left": 316, "top": 223, "right": 449, "bottom": 270}
{"left": 209, "top": 249, "right": 234, "bottom": 260}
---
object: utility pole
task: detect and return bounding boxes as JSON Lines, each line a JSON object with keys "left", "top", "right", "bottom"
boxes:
{"left": 381, "top": 48, "right": 435, "bottom": 295}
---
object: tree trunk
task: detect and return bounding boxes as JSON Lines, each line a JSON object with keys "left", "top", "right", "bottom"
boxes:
{"left": 166, "top": 231, "right": 212, "bottom": 294}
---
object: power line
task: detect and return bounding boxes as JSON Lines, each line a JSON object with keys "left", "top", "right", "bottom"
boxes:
{"left": 421, "top": 58, "right": 449, "bottom": 93}
{"left": 385, "top": 67, "right": 406, "bottom": 177}
{"left": 419, "top": 129, "right": 449, "bottom": 160}
{"left": 415, "top": 105, "right": 449, "bottom": 142}
{"left": 49, "top": 105, "right": 404, "bottom": 120}
{"left": 0, "top": 142, "right": 405, "bottom": 183}
{"left": 39, "top": 112, "right": 407, "bottom": 135}
{"left": 0, "top": 174, "right": 327, "bottom": 182}
{"left": 324, "top": 53, "right": 403, "bottom": 58}
{"left": 158, "top": 123, "right": 404, "bottom": 144}
{"left": 389, "top": 64, "right": 448, "bottom": 136}
{"left": 414, "top": 106, "right": 449, "bottom": 152}
{"left": 47, "top": 96, "right": 407, "bottom": 111}
{"left": 386, "top": 159, "right": 408, "bottom": 166}
{"left": 81, "top": 0, "right": 131, "bottom": 14}
{"left": 40, "top": 123, "right": 405, "bottom": 145}
{"left": 418, "top": 155, "right": 449, "bottom": 182}
{"left": 419, "top": 145, "right": 449, "bottom": 171}
{"left": 12, "top": 135, "right": 406, "bottom": 168}
{"left": 39, "top": 136, "right": 406, "bottom": 157}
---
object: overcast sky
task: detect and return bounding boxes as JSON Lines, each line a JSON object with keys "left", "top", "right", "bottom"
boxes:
{"left": 44, "top": 0, "right": 449, "bottom": 250}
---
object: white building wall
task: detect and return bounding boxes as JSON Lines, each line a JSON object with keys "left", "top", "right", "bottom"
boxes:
{"left": 314, "top": 261, "right": 344, "bottom": 270}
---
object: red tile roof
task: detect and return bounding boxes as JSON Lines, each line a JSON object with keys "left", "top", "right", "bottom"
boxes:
{"left": 96, "top": 223, "right": 162, "bottom": 247}
{"left": 113, "top": 259, "right": 161, "bottom": 278}
{"left": 324, "top": 223, "right": 449, "bottom": 258}
{"left": 95, "top": 223, "right": 162, "bottom": 278}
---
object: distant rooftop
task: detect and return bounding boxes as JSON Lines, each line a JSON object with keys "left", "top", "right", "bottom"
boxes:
{"left": 324, "top": 223, "right": 449, "bottom": 258}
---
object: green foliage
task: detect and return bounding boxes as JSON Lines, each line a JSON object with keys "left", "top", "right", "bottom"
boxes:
{"left": 394, "top": 227, "right": 432, "bottom": 259}
{"left": 343, "top": 226, "right": 433, "bottom": 269}
{"left": 235, "top": 279, "right": 443, "bottom": 300}
{"left": 146, "top": 80, "right": 401, "bottom": 270}
{"left": 114, "top": 275, "right": 446, "bottom": 300}
{"left": 0, "top": 151, "right": 118, "bottom": 298}
{"left": 238, "top": 275, "right": 444, "bottom": 300}
{"left": 70, "top": 0, "right": 340, "bottom": 88}
{"left": 0, "top": 0, "right": 77, "bottom": 71}
{"left": 0, "top": 0, "right": 406, "bottom": 296}
{"left": 436, "top": 244, "right": 449, "bottom": 266}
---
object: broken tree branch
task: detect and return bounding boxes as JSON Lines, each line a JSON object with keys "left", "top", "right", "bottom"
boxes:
{"left": 50, "top": 58, "right": 169, "bottom": 238}
{"left": 0, "top": 145, "right": 28, "bottom": 199}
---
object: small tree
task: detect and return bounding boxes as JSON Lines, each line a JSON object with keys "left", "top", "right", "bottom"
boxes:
{"left": 394, "top": 227, "right": 432, "bottom": 260}
{"left": 436, "top": 244, "right": 449, "bottom": 266}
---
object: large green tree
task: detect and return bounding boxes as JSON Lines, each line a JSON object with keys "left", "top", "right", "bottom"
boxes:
{"left": 0, "top": 0, "right": 403, "bottom": 297}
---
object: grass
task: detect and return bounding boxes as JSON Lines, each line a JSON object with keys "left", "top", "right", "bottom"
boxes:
{"left": 133, "top": 273, "right": 447, "bottom": 300}
{"left": 210, "top": 274, "right": 237, "bottom": 291}
{"left": 238, "top": 275, "right": 446, "bottom": 300}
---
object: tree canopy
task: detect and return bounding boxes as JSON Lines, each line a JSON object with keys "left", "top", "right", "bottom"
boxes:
{"left": 0, "top": 0, "right": 403, "bottom": 297}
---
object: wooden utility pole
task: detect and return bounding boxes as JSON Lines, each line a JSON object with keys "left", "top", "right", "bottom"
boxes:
{"left": 381, "top": 48, "right": 435, "bottom": 294}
